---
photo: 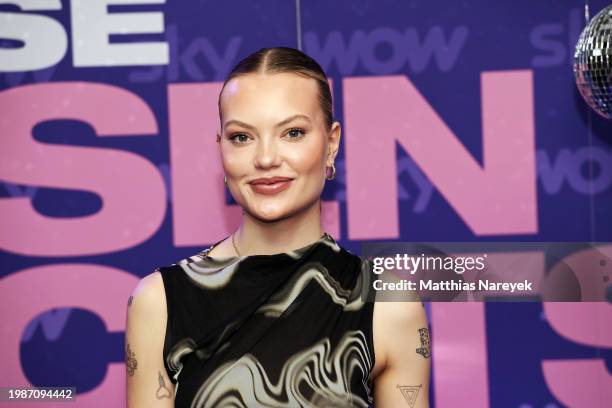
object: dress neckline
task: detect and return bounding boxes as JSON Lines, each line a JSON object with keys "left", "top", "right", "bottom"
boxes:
{"left": 200, "top": 232, "right": 335, "bottom": 262}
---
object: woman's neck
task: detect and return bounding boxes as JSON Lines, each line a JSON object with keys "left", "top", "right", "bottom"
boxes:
{"left": 209, "top": 199, "right": 325, "bottom": 257}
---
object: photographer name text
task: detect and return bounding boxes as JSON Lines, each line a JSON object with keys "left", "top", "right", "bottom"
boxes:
{"left": 373, "top": 279, "right": 534, "bottom": 292}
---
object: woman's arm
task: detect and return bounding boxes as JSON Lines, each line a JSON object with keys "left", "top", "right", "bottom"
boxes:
{"left": 125, "top": 271, "right": 175, "bottom": 407}
{"left": 373, "top": 300, "right": 431, "bottom": 407}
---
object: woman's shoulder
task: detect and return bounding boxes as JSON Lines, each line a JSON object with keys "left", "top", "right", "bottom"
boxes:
{"left": 129, "top": 269, "right": 168, "bottom": 313}
{"left": 125, "top": 271, "right": 169, "bottom": 349}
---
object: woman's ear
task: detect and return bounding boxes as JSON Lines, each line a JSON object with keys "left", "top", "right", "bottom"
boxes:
{"left": 327, "top": 121, "right": 341, "bottom": 162}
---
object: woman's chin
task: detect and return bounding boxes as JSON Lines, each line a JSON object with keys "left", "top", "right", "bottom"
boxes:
{"left": 247, "top": 204, "right": 290, "bottom": 221}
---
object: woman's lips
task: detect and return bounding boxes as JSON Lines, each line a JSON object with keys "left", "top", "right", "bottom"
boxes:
{"left": 249, "top": 179, "right": 293, "bottom": 195}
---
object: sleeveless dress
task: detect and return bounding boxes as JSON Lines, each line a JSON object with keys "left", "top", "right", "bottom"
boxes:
{"left": 156, "top": 232, "right": 376, "bottom": 408}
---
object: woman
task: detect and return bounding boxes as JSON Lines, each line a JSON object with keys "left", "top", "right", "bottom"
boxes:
{"left": 125, "top": 47, "right": 430, "bottom": 407}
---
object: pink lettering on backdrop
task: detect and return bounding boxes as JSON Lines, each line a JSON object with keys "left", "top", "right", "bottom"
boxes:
{"left": 0, "top": 263, "right": 138, "bottom": 407}
{"left": 431, "top": 302, "right": 490, "bottom": 407}
{"left": 167, "top": 82, "right": 340, "bottom": 246}
{"left": 343, "top": 70, "right": 537, "bottom": 239}
{"left": 542, "top": 245, "right": 612, "bottom": 407}
{"left": 0, "top": 82, "right": 166, "bottom": 256}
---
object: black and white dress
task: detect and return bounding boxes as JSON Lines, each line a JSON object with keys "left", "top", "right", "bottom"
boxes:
{"left": 157, "top": 232, "right": 376, "bottom": 407}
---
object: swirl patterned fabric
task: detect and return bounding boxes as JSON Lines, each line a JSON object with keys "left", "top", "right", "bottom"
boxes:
{"left": 157, "top": 232, "right": 376, "bottom": 408}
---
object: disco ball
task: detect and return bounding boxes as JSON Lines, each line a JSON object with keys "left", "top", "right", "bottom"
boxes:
{"left": 573, "top": 4, "right": 612, "bottom": 119}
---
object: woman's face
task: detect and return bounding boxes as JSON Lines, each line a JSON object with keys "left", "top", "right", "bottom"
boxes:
{"left": 218, "top": 72, "right": 340, "bottom": 222}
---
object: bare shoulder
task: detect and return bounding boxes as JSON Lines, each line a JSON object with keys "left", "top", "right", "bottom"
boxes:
{"left": 125, "top": 270, "right": 168, "bottom": 358}
{"left": 128, "top": 270, "right": 166, "bottom": 315}
{"left": 126, "top": 270, "right": 170, "bottom": 346}
{"left": 375, "top": 300, "right": 428, "bottom": 332}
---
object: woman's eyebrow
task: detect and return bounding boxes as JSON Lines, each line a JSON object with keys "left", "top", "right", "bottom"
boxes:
{"left": 224, "top": 114, "right": 311, "bottom": 131}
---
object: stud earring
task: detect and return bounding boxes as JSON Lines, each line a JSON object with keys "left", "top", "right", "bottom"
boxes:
{"left": 224, "top": 175, "right": 227, "bottom": 184}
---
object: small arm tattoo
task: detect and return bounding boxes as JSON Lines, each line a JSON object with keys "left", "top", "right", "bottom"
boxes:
{"left": 127, "top": 295, "right": 133, "bottom": 307}
{"left": 125, "top": 343, "right": 138, "bottom": 376}
{"left": 396, "top": 384, "right": 422, "bottom": 407}
{"left": 416, "top": 327, "right": 431, "bottom": 358}
{"left": 156, "top": 371, "right": 172, "bottom": 399}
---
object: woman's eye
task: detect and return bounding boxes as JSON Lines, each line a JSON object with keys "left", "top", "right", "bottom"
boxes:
{"left": 285, "top": 128, "right": 306, "bottom": 139}
{"left": 229, "top": 133, "right": 250, "bottom": 143}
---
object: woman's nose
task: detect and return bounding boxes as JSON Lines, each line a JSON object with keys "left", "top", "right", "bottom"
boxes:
{"left": 253, "top": 137, "right": 281, "bottom": 168}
